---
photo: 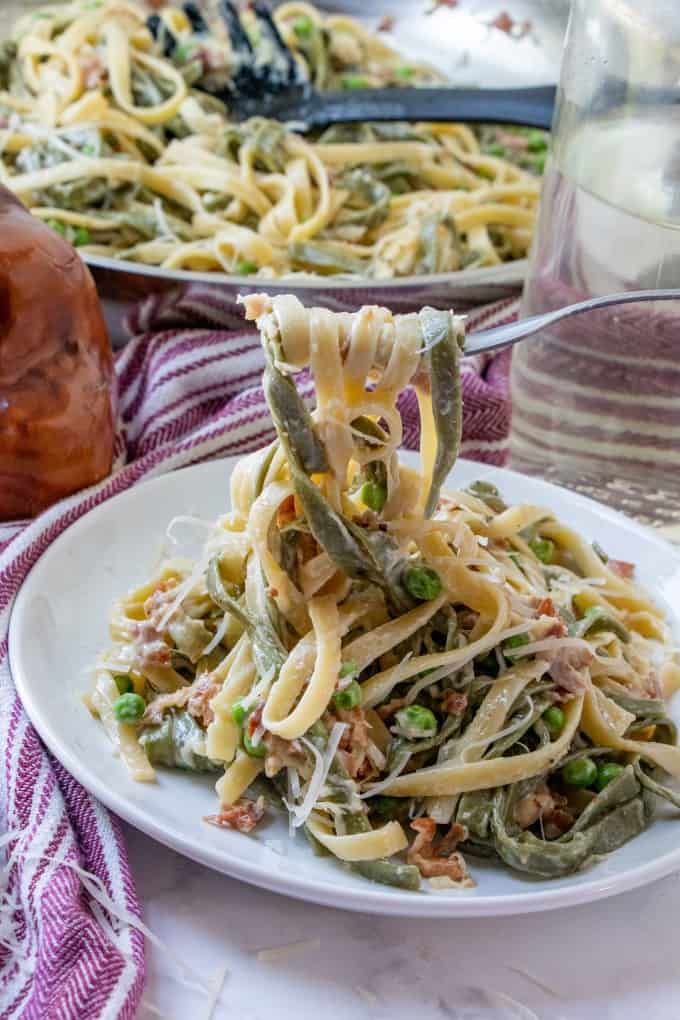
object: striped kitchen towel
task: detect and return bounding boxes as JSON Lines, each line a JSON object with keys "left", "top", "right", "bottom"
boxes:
{"left": 0, "top": 293, "right": 518, "bottom": 1020}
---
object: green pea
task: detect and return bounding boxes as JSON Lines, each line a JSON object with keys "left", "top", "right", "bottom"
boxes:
{"left": 235, "top": 259, "right": 258, "bottom": 275}
{"left": 360, "top": 480, "right": 387, "bottom": 512}
{"left": 342, "top": 75, "right": 369, "bottom": 90}
{"left": 529, "top": 537, "right": 554, "bottom": 563}
{"left": 243, "top": 730, "right": 266, "bottom": 757}
{"left": 395, "top": 704, "right": 438, "bottom": 739}
{"left": 503, "top": 632, "right": 530, "bottom": 660}
{"left": 339, "top": 660, "right": 358, "bottom": 678}
{"left": 82, "top": 143, "right": 96, "bottom": 156}
{"left": 595, "top": 761, "right": 625, "bottom": 792}
{"left": 403, "top": 565, "right": 442, "bottom": 601}
{"left": 562, "top": 756, "right": 597, "bottom": 788}
{"left": 533, "top": 153, "right": 546, "bottom": 174}
{"left": 47, "top": 219, "right": 66, "bottom": 237}
{"left": 231, "top": 700, "right": 248, "bottom": 726}
{"left": 333, "top": 679, "right": 362, "bottom": 709}
{"left": 395, "top": 65, "right": 415, "bottom": 79}
{"left": 293, "top": 15, "right": 314, "bottom": 36}
{"left": 174, "top": 42, "right": 194, "bottom": 63}
{"left": 113, "top": 692, "right": 146, "bottom": 722}
{"left": 527, "top": 130, "right": 548, "bottom": 152}
{"left": 113, "top": 673, "right": 133, "bottom": 695}
{"left": 72, "top": 227, "right": 91, "bottom": 246}
{"left": 542, "top": 705, "right": 565, "bottom": 737}
{"left": 485, "top": 142, "right": 507, "bottom": 157}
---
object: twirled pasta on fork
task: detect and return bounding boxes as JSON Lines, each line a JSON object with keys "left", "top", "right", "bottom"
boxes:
{"left": 91, "top": 295, "right": 680, "bottom": 890}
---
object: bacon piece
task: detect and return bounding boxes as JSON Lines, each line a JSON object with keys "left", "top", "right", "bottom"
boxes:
{"left": 549, "top": 645, "right": 593, "bottom": 699}
{"left": 535, "top": 597, "right": 568, "bottom": 638}
{"left": 336, "top": 706, "right": 371, "bottom": 779}
{"left": 543, "top": 807, "right": 574, "bottom": 840}
{"left": 609, "top": 559, "right": 635, "bottom": 579}
{"left": 377, "top": 14, "right": 394, "bottom": 31}
{"left": 142, "top": 688, "right": 191, "bottom": 725}
{"left": 187, "top": 673, "right": 221, "bottom": 727}
{"left": 442, "top": 691, "right": 468, "bottom": 716}
{"left": 132, "top": 619, "right": 172, "bottom": 668}
{"left": 80, "top": 55, "right": 107, "bottom": 89}
{"left": 513, "top": 783, "right": 556, "bottom": 830}
{"left": 644, "top": 670, "right": 662, "bottom": 700}
{"left": 247, "top": 704, "right": 264, "bottom": 739}
{"left": 407, "top": 818, "right": 471, "bottom": 881}
{"left": 205, "top": 797, "right": 265, "bottom": 834}
{"left": 263, "top": 733, "right": 306, "bottom": 778}
{"left": 276, "top": 494, "right": 296, "bottom": 529}
{"left": 376, "top": 697, "right": 407, "bottom": 721}
{"left": 296, "top": 531, "right": 319, "bottom": 566}
{"left": 514, "top": 784, "right": 573, "bottom": 837}
{"left": 490, "top": 11, "right": 532, "bottom": 36}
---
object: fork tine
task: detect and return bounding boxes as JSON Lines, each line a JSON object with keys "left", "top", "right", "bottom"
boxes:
{"left": 251, "top": 2, "right": 299, "bottom": 83}
{"left": 218, "top": 0, "right": 254, "bottom": 56}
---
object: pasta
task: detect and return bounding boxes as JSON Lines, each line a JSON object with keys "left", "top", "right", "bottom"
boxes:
{"left": 0, "top": 1, "right": 543, "bottom": 279}
{"left": 91, "top": 293, "right": 680, "bottom": 891}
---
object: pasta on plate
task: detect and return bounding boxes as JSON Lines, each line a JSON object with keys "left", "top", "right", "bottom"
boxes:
{"left": 90, "top": 294, "right": 680, "bottom": 891}
{"left": 0, "top": 1, "right": 543, "bottom": 279}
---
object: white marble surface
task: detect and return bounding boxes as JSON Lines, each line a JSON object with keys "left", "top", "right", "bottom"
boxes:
{"left": 125, "top": 821, "right": 680, "bottom": 1020}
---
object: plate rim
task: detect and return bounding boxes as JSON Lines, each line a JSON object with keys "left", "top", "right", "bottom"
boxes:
{"left": 84, "top": 251, "right": 528, "bottom": 291}
{"left": 9, "top": 456, "right": 680, "bottom": 918}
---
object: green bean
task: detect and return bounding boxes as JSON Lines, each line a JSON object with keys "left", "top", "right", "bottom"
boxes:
{"left": 419, "top": 307, "right": 464, "bottom": 517}
{"left": 139, "top": 710, "right": 220, "bottom": 772}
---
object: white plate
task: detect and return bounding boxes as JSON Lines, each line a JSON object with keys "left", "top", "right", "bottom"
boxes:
{"left": 9, "top": 456, "right": 680, "bottom": 917}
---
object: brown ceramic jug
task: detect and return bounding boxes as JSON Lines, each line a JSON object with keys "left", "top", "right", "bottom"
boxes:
{"left": 0, "top": 186, "right": 115, "bottom": 520}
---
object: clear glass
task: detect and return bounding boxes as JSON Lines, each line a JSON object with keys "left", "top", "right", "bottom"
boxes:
{"left": 511, "top": 0, "right": 680, "bottom": 527}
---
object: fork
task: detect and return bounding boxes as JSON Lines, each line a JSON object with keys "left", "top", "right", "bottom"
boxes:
{"left": 149, "top": 1, "right": 556, "bottom": 130}
{"left": 465, "top": 289, "right": 680, "bottom": 355}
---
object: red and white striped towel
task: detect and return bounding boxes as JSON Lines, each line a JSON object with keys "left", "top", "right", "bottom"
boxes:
{"left": 0, "top": 295, "right": 518, "bottom": 1020}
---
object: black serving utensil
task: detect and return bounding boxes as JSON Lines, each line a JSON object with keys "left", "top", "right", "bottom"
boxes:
{"left": 147, "top": 1, "right": 556, "bottom": 130}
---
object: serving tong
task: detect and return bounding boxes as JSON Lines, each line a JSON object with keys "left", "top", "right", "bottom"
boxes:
{"left": 147, "top": 1, "right": 556, "bottom": 130}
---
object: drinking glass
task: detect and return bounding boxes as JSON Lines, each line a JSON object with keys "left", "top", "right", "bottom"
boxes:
{"left": 511, "top": 0, "right": 680, "bottom": 528}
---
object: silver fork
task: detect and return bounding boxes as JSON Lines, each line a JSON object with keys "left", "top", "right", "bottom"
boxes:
{"left": 466, "top": 289, "right": 680, "bottom": 355}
